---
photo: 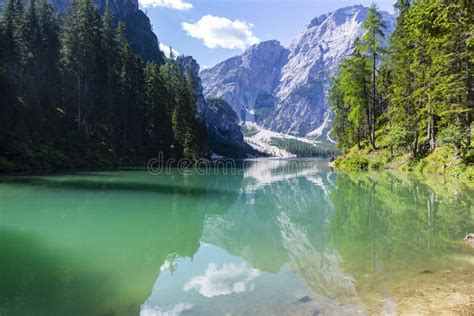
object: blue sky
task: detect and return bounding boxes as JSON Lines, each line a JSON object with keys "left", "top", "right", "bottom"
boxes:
{"left": 139, "top": 0, "right": 395, "bottom": 69}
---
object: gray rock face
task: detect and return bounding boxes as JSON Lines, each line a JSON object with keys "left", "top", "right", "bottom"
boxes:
{"left": 48, "top": 0, "right": 138, "bottom": 15}
{"left": 201, "top": 40, "right": 288, "bottom": 123}
{"left": 205, "top": 98, "right": 254, "bottom": 157}
{"left": 177, "top": 56, "right": 208, "bottom": 116}
{"left": 201, "top": 5, "right": 396, "bottom": 137}
{"left": 0, "top": 0, "right": 164, "bottom": 64}
{"left": 178, "top": 56, "right": 253, "bottom": 157}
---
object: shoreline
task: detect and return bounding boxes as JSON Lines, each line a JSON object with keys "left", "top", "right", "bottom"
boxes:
{"left": 334, "top": 146, "right": 474, "bottom": 185}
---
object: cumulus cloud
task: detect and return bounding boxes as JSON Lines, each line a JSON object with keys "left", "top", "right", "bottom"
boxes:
{"left": 183, "top": 262, "right": 261, "bottom": 297}
{"left": 159, "top": 43, "right": 180, "bottom": 58}
{"left": 182, "top": 15, "right": 260, "bottom": 50}
{"left": 140, "top": 303, "right": 193, "bottom": 316}
{"left": 139, "top": 0, "right": 192, "bottom": 10}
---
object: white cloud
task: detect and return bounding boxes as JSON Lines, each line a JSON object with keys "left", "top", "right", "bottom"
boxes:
{"left": 182, "top": 15, "right": 260, "bottom": 50}
{"left": 183, "top": 262, "right": 261, "bottom": 297}
{"left": 139, "top": 0, "right": 192, "bottom": 10}
{"left": 159, "top": 43, "right": 179, "bottom": 58}
{"left": 140, "top": 303, "right": 193, "bottom": 316}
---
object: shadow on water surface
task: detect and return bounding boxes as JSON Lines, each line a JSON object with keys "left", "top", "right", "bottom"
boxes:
{"left": 0, "top": 174, "right": 232, "bottom": 197}
{"left": 0, "top": 230, "right": 110, "bottom": 316}
{"left": 0, "top": 169, "right": 244, "bottom": 316}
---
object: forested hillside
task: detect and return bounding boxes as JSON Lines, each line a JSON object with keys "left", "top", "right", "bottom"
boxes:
{"left": 0, "top": 0, "right": 208, "bottom": 171}
{"left": 330, "top": 1, "right": 473, "bottom": 180}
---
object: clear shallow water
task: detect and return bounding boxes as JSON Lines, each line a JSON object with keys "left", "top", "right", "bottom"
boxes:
{"left": 0, "top": 159, "right": 472, "bottom": 315}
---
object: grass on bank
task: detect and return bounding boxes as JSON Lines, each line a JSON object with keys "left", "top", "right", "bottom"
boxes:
{"left": 335, "top": 135, "right": 474, "bottom": 182}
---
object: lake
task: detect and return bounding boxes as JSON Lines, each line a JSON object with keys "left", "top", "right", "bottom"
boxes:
{"left": 0, "top": 159, "right": 472, "bottom": 315}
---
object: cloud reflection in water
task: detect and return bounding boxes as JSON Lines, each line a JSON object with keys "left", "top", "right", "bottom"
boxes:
{"left": 183, "top": 262, "right": 261, "bottom": 297}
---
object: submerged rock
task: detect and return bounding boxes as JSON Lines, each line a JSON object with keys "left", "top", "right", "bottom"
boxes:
{"left": 463, "top": 233, "right": 474, "bottom": 248}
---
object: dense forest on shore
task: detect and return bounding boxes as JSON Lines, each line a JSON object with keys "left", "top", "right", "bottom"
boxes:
{"left": 0, "top": 0, "right": 208, "bottom": 171}
{"left": 330, "top": 0, "right": 473, "bottom": 180}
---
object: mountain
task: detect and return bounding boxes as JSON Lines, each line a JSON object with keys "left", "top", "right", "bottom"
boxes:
{"left": 202, "top": 40, "right": 288, "bottom": 124}
{"left": 201, "top": 5, "right": 396, "bottom": 138}
{"left": 178, "top": 56, "right": 256, "bottom": 158}
{"left": 0, "top": 0, "right": 165, "bottom": 64}
{"left": 204, "top": 99, "right": 257, "bottom": 158}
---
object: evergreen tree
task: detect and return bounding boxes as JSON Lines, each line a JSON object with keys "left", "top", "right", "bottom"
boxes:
{"left": 338, "top": 38, "right": 371, "bottom": 151}
{"left": 60, "top": 0, "right": 103, "bottom": 136}
{"left": 329, "top": 77, "right": 352, "bottom": 152}
{"left": 1, "top": 0, "right": 23, "bottom": 84}
{"left": 114, "top": 21, "right": 144, "bottom": 159}
{"left": 0, "top": 0, "right": 210, "bottom": 171}
{"left": 143, "top": 62, "right": 173, "bottom": 157}
{"left": 361, "top": 3, "right": 386, "bottom": 150}
{"left": 101, "top": 6, "right": 117, "bottom": 149}
{"left": 330, "top": 0, "right": 473, "bottom": 168}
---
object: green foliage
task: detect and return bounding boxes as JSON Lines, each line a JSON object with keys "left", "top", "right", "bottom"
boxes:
{"left": 437, "top": 120, "right": 470, "bottom": 155}
{"left": 335, "top": 155, "right": 369, "bottom": 171}
{"left": 329, "top": 4, "right": 387, "bottom": 153}
{"left": 383, "top": 125, "right": 414, "bottom": 155}
{"left": 0, "top": 0, "right": 209, "bottom": 171}
{"left": 330, "top": 0, "right": 473, "bottom": 179}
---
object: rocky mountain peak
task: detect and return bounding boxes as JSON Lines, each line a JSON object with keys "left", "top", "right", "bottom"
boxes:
{"left": 178, "top": 56, "right": 207, "bottom": 115}
{"left": 201, "top": 5, "right": 396, "bottom": 138}
{"left": 307, "top": 5, "right": 364, "bottom": 29}
{"left": 201, "top": 40, "right": 289, "bottom": 123}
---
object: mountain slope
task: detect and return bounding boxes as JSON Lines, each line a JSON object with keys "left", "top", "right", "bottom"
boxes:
{"left": 201, "top": 5, "right": 396, "bottom": 137}
{"left": 201, "top": 40, "right": 288, "bottom": 123}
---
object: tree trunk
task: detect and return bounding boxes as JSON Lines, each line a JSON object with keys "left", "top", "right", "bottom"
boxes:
{"left": 84, "top": 78, "right": 90, "bottom": 139}
{"left": 371, "top": 49, "right": 377, "bottom": 150}
{"left": 365, "top": 98, "right": 371, "bottom": 146}
{"left": 77, "top": 77, "right": 81, "bottom": 131}
{"left": 413, "top": 121, "right": 419, "bottom": 158}
{"left": 357, "top": 127, "right": 361, "bottom": 151}
{"left": 466, "top": 45, "right": 472, "bottom": 149}
{"left": 428, "top": 106, "right": 436, "bottom": 152}
{"left": 363, "top": 72, "right": 373, "bottom": 151}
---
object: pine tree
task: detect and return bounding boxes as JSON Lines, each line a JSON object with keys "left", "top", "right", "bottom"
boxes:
{"left": 1, "top": 0, "right": 23, "bottom": 84}
{"left": 0, "top": 0, "right": 209, "bottom": 170}
{"left": 329, "top": 76, "right": 352, "bottom": 152}
{"left": 339, "top": 38, "right": 371, "bottom": 151}
{"left": 361, "top": 3, "right": 386, "bottom": 150}
{"left": 36, "top": 0, "right": 60, "bottom": 111}
{"left": 60, "top": 0, "right": 103, "bottom": 135}
{"left": 331, "top": 0, "right": 473, "bottom": 166}
{"left": 143, "top": 62, "right": 173, "bottom": 157}
{"left": 17, "top": 0, "right": 42, "bottom": 122}
{"left": 101, "top": 6, "right": 117, "bottom": 149}
{"left": 114, "top": 21, "right": 144, "bottom": 159}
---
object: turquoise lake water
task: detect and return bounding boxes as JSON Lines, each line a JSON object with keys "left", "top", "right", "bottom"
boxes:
{"left": 0, "top": 159, "right": 472, "bottom": 315}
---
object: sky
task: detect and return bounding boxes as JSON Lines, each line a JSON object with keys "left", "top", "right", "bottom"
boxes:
{"left": 140, "top": 0, "right": 395, "bottom": 69}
